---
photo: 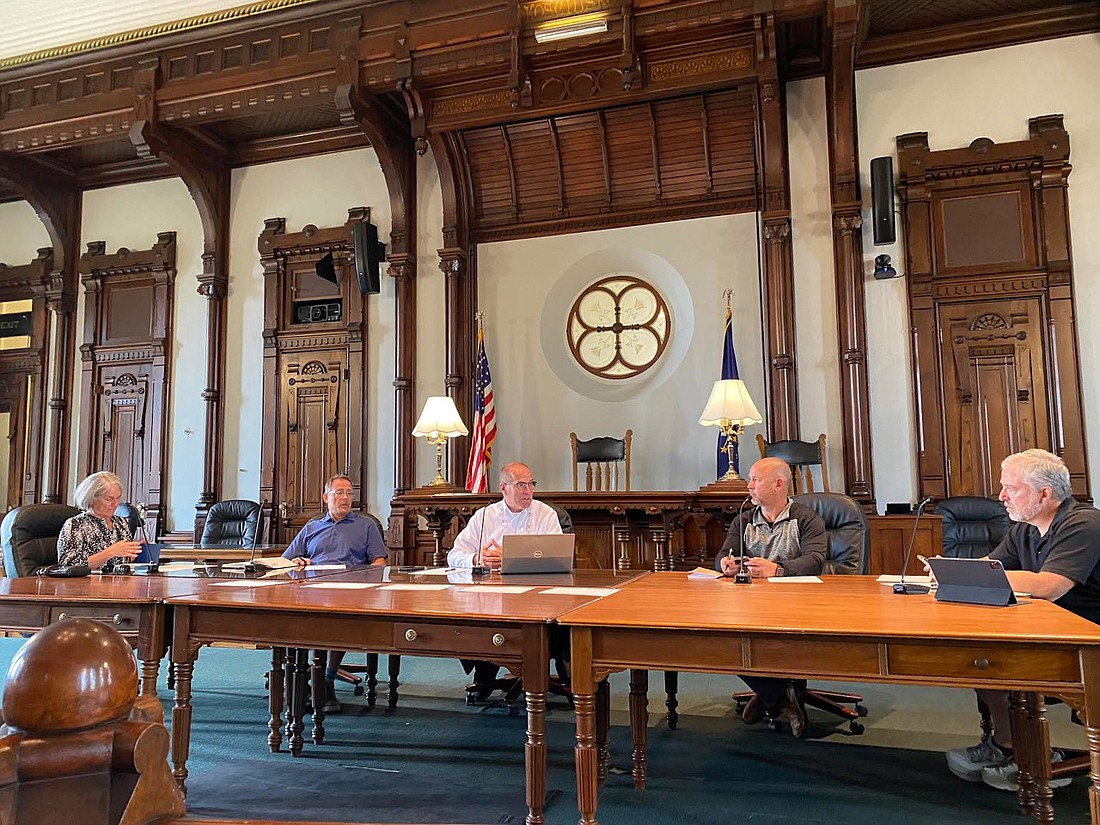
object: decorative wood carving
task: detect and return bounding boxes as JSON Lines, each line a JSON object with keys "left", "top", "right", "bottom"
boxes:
{"left": 897, "top": 115, "right": 1089, "bottom": 499}
{"left": 77, "top": 233, "right": 175, "bottom": 538}
{"left": 0, "top": 247, "right": 51, "bottom": 507}
{"left": 0, "top": 153, "right": 81, "bottom": 504}
{"left": 825, "top": 0, "right": 874, "bottom": 505}
{"left": 257, "top": 212, "right": 370, "bottom": 541}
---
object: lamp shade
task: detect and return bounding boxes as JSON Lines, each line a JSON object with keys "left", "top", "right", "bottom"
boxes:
{"left": 698, "top": 379, "right": 763, "bottom": 427}
{"left": 412, "top": 396, "right": 469, "bottom": 439}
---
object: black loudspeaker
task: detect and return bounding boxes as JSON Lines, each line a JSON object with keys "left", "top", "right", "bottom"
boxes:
{"left": 352, "top": 221, "right": 386, "bottom": 294}
{"left": 870, "top": 156, "right": 896, "bottom": 245}
{"left": 314, "top": 251, "right": 338, "bottom": 285}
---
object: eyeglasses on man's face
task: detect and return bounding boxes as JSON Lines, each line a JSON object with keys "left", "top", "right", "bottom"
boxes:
{"left": 506, "top": 480, "right": 537, "bottom": 491}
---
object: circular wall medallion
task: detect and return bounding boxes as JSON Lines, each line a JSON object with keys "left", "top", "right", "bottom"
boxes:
{"left": 566, "top": 275, "right": 671, "bottom": 380}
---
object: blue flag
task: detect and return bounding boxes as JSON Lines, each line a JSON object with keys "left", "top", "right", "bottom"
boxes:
{"left": 717, "top": 306, "right": 741, "bottom": 478}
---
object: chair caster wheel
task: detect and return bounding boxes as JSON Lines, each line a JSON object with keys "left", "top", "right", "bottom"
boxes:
{"left": 855, "top": 704, "right": 868, "bottom": 717}
{"left": 465, "top": 694, "right": 476, "bottom": 706}
{"left": 353, "top": 685, "right": 365, "bottom": 696}
{"left": 849, "top": 721, "right": 865, "bottom": 734}
{"left": 766, "top": 719, "right": 781, "bottom": 732}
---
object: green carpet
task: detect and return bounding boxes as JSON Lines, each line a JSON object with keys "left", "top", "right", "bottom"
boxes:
{"left": 0, "top": 639, "right": 1092, "bottom": 824}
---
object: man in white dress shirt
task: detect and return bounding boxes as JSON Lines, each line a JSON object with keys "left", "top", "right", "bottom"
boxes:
{"left": 448, "top": 461, "right": 563, "bottom": 694}
{"left": 448, "top": 461, "right": 562, "bottom": 569}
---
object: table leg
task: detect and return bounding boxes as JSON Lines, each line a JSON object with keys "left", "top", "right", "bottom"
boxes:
{"left": 170, "top": 659, "right": 194, "bottom": 794}
{"left": 388, "top": 654, "right": 401, "bottom": 709}
{"left": 311, "top": 649, "right": 327, "bottom": 745}
{"left": 268, "top": 647, "right": 285, "bottom": 753}
{"left": 140, "top": 657, "right": 160, "bottom": 697}
{"left": 630, "top": 669, "right": 649, "bottom": 790}
{"left": 663, "top": 670, "right": 679, "bottom": 730}
{"left": 572, "top": 628, "right": 599, "bottom": 825}
{"left": 524, "top": 625, "right": 549, "bottom": 825}
{"left": 366, "top": 652, "right": 379, "bottom": 707}
{"left": 1024, "top": 692, "right": 1053, "bottom": 824}
{"left": 597, "top": 678, "right": 610, "bottom": 787}
{"left": 283, "top": 648, "right": 294, "bottom": 745}
{"left": 289, "top": 647, "right": 308, "bottom": 757}
{"left": 1082, "top": 648, "right": 1100, "bottom": 825}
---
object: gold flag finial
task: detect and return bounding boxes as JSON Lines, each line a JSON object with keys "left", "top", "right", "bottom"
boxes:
{"left": 723, "top": 288, "right": 733, "bottom": 308}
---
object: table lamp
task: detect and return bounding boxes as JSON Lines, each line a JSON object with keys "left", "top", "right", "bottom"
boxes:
{"left": 698, "top": 378, "right": 763, "bottom": 482}
{"left": 413, "top": 396, "right": 469, "bottom": 486}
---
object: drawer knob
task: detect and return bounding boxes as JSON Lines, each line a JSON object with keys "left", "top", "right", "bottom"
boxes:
{"left": 974, "top": 658, "right": 989, "bottom": 670}
{"left": 58, "top": 612, "right": 66, "bottom": 621}
{"left": 404, "top": 629, "right": 418, "bottom": 642}
{"left": 492, "top": 633, "right": 505, "bottom": 647}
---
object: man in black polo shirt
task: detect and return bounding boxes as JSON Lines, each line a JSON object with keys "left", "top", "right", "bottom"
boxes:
{"left": 715, "top": 456, "right": 827, "bottom": 737}
{"left": 945, "top": 448, "right": 1100, "bottom": 791}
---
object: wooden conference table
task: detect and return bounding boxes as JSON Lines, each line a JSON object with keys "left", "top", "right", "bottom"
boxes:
{"left": 559, "top": 573, "right": 1100, "bottom": 825}
{"left": 165, "top": 567, "right": 641, "bottom": 825}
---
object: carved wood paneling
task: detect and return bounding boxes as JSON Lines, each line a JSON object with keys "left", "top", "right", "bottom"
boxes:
{"left": 77, "top": 233, "right": 175, "bottom": 537}
{"left": 898, "top": 116, "right": 1089, "bottom": 499}
{"left": 257, "top": 212, "right": 369, "bottom": 542}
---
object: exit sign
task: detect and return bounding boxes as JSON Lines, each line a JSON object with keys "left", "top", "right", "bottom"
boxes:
{"left": 0, "top": 312, "right": 32, "bottom": 337}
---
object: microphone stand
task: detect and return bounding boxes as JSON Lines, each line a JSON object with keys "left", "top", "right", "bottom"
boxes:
{"left": 893, "top": 496, "right": 934, "bottom": 595}
{"left": 731, "top": 494, "right": 753, "bottom": 585}
{"left": 471, "top": 506, "right": 490, "bottom": 576}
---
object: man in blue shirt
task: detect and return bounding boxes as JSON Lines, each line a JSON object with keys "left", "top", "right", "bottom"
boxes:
{"left": 283, "top": 474, "right": 387, "bottom": 711}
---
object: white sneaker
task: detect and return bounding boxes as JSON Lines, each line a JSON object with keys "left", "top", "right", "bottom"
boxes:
{"left": 946, "top": 739, "right": 1010, "bottom": 782}
{"left": 981, "top": 751, "right": 1073, "bottom": 792}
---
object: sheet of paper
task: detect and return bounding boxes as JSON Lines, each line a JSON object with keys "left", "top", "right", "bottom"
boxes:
{"left": 413, "top": 567, "right": 461, "bottom": 576}
{"left": 876, "top": 575, "right": 933, "bottom": 585}
{"left": 381, "top": 583, "right": 454, "bottom": 591}
{"left": 301, "top": 564, "right": 347, "bottom": 570}
{"left": 687, "top": 567, "right": 722, "bottom": 580}
{"left": 541, "top": 587, "right": 618, "bottom": 597}
{"left": 221, "top": 555, "right": 298, "bottom": 570}
{"left": 157, "top": 562, "right": 197, "bottom": 571}
{"left": 302, "top": 582, "right": 382, "bottom": 590}
{"left": 210, "top": 580, "right": 285, "bottom": 587}
{"left": 765, "top": 575, "right": 823, "bottom": 583}
{"left": 457, "top": 585, "right": 535, "bottom": 594}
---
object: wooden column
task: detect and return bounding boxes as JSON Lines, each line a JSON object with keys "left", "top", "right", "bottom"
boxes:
{"left": 755, "top": 14, "right": 798, "bottom": 440}
{"left": 130, "top": 59, "right": 230, "bottom": 528}
{"left": 825, "top": 0, "right": 875, "bottom": 504}
{"left": 0, "top": 154, "right": 81, "bottom": 503}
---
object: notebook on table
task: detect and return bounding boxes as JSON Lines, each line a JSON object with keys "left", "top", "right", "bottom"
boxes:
{"left": 499, "top": 534, "right": 575, "bottom": 575}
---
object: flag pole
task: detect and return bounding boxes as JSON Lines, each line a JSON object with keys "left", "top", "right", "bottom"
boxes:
{"left": 475, "top": 311, "right": 490, "bottom": 485}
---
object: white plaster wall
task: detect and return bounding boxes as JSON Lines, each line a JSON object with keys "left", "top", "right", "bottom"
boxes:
{"left": 477, "top": 214, "right": 763, "bottom": 491}
{"left": 227, "top": 148, "right": 394, "bottom": 517}
{"left": 413, "top": 152, "right": 447, "bottom": 487}
{"left": 0, "top": 201, "right": 50, "bottom": 263}
{"left": 80, "top": 178, "right": 203, "bottom": 528}
{"left": 857, "top": 34, "right": 1100, "bottom": 508}
{"left": 787, "top": 76, "right": 845, "bottom": 490}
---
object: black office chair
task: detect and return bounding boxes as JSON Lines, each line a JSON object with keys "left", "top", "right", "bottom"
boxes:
{"left": 115, "top": 502, "right": 144, "bottom": 539}
{"left": 200, "top": 499, "right": 262, "bottom": 547}
{"left": 934, "top": 496, "right": 1009, "bottom": 559}
{"left": 463, "top": 502, "right": 574, "bottom": 707}
{"left": 1, "top": 503, "right": 82, "bottom": 577}
{"left": 730, "top": 492, "right": 870, "bottom": 734}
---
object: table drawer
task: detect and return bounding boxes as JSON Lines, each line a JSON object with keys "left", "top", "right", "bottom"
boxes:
{"left": 0, "top": 604, "right": 50, "bottom": 630}
{"left": 49, "top": 605, "right": 140, "bottom": 631}
{"left": 393, "top": 622, "right": 522, "bottom": 658}
{"left": 888, "top": 644, "right": 1080, "bottom": 683}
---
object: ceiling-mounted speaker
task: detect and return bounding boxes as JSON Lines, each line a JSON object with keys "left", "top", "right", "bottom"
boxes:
{"left": 352, "top": 221, "right": 386, "bottom": 295}
{"left": 870, "top": 156, "right": 896, "bottom": 245}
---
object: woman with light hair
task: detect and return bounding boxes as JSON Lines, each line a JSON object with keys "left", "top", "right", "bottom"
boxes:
{"left": 56, "top": 471, "right": 142, "bottom": 568}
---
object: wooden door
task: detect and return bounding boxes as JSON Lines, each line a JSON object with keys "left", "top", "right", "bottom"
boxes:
{"left": 938, "top": 299, "right": 1048, "bottom": 497}
{"left": 279, "top": 353, "right": 346, "bottom": 534}
{"left": 0, "top": 373, "right": 28, "bottom": 510}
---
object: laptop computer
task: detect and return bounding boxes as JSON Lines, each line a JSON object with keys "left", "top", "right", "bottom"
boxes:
{"left": 499, "top": 534, "right": 575, "bottom": 575}
{"left": 926, "top": 556, "right": 1018, "bottom": 606}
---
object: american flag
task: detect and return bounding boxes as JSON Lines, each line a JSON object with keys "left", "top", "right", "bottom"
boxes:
{"left": 465, "top": 327, "right": 497, "bottom": 493}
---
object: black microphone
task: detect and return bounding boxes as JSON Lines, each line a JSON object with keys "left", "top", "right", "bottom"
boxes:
{"left": 471, "top": 502, "right": 490, "bottom": 576}
{"left": 728, "top": 494, "right": 753, "bottom": 585}
{"left": 241, "top": 511, "right": 262, "bottom": 574}
{"left": 893, "top": 496, "right": 934, "bottom": 595}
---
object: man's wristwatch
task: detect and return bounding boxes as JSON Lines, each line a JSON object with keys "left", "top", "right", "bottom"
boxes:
{"left": 774, "top": 563, "right": 784, "bottom": 577}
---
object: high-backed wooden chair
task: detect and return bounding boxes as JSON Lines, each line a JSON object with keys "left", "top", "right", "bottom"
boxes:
{"left": 756, "top": 433, "right": 829, "bottom": 493}
{"left": 571, "top": 430, "right": 632, "bottom": 491}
